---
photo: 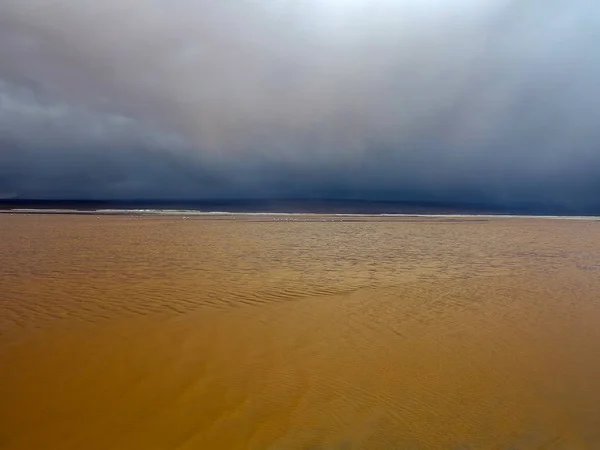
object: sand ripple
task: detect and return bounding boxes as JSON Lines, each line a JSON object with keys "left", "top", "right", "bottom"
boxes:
{"left": 1, "top": 215, "right": 600, "bottom": 448}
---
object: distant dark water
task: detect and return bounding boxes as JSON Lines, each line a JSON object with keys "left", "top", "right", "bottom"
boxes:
{"left": 1, "top": 198, "right": 599, "bottom": 216}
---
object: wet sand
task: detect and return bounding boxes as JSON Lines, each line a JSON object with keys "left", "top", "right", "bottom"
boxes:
{"left": 1, "top": 214, "right": 600, "bottom": 449}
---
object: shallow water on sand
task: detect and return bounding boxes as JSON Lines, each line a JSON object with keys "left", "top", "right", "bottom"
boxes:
{"left": 1, "top": 214, "right": 600, "bottom": 449}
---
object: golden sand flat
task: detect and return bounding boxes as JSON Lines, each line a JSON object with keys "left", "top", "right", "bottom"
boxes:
{"left": 1, "top": 214, "right": 599, "bottom": 449}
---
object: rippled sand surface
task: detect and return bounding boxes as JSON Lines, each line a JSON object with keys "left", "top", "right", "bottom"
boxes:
{"left": 2, "top": 214, "right": 600, "bottom": 449}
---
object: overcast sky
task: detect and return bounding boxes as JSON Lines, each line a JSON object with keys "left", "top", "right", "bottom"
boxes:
{"left": 1, "top": 0, "right": 599, "bottom": 209}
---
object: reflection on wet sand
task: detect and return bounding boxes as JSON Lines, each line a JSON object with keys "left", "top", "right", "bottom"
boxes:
{"left": 1, "top": 214, "right": 600, "bottom": 449}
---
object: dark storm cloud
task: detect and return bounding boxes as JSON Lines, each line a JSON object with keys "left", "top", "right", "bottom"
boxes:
{"left": 1, "top": 0, "right": 600, "bottom": 208}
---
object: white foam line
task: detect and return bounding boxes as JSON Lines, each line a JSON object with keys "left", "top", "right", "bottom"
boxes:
{"left": 7, "top": 208, "right": 600, "bottom": 220}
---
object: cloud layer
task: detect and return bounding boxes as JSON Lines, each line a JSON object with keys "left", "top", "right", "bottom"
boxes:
{"left": 1, "top": 0, "right": 600, "bottom": 209}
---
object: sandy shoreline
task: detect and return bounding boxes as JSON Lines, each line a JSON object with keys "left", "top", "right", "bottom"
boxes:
{"left": 2, "top": 214, "right": 600, "bottom": 448}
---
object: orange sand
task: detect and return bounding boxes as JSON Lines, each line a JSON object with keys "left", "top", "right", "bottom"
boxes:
{"left": 1, "top": 214, "right": 600, "bottom": 449}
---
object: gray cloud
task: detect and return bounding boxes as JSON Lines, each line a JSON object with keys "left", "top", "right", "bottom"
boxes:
{"left": 1, "top": 0, "right": 600, "bottom": 209}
